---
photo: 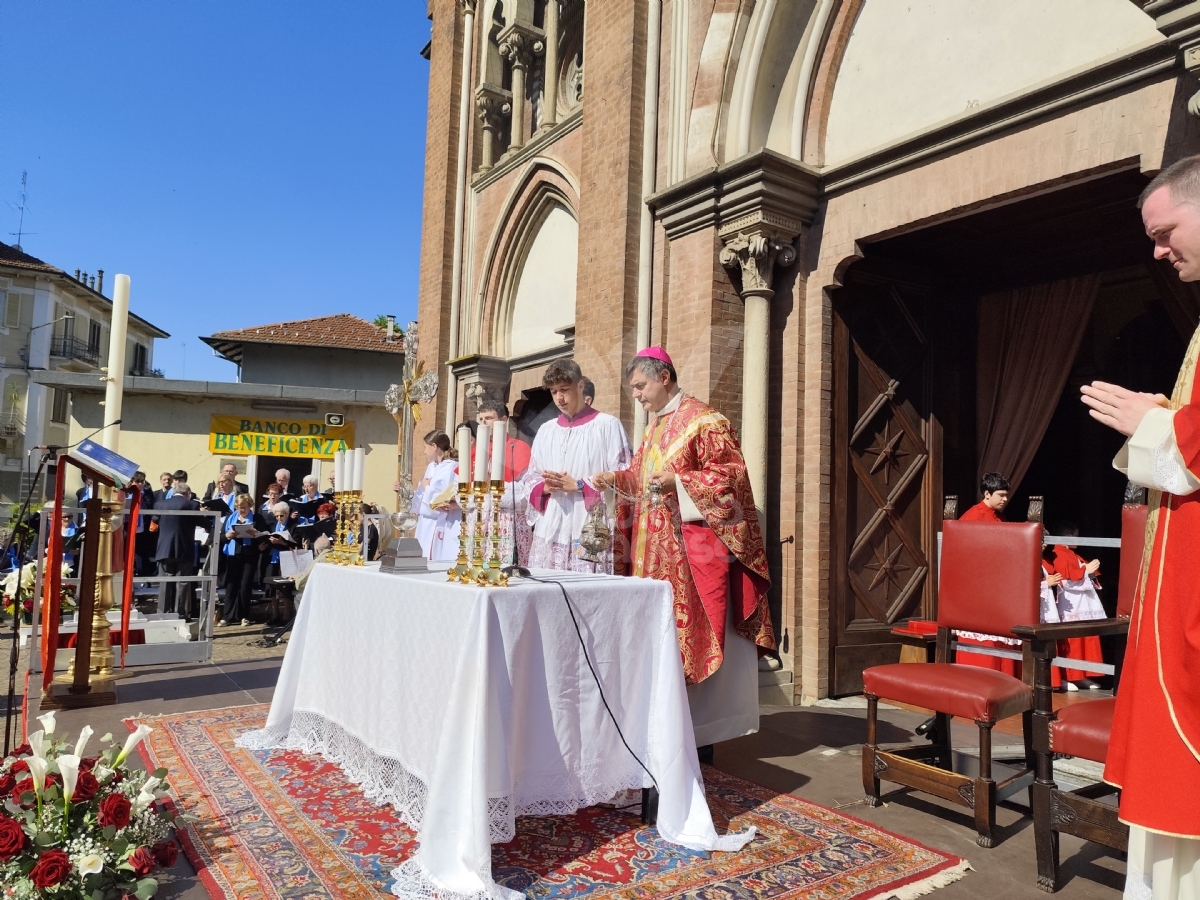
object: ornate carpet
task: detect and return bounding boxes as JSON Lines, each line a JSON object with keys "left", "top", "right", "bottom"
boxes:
{"left": 133, "top": 704, "right": 969, "bottom": 900}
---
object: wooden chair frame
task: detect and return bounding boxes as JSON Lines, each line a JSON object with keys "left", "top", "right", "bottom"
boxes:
{"left": 1012, "top": 618, "right": 1130, "bottom": 892}
{"left": 862, "top": 626, "right": 1035, "bottom": 848}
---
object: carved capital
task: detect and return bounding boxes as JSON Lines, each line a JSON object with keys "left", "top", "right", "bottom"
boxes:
{"left": 458, "top": 0, "right": 478, "bottom": 13}
{"left": 719, "top": 229, "right": 797, "bottom": 298}
{"left": 498, "top": 22, "right": 545, "bottom": 70}
{"left": 1137, "top": 1, "right": 1200, "bottom": 116}
{"left": 475, "top": 84, "right": 512, "bottom": 131}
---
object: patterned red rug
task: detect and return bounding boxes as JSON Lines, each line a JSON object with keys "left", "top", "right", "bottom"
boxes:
{"left": 133, "top": 704, "right": 969, "bottom": 900}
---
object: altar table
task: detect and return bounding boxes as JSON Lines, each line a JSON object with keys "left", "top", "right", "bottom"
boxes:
{"left": 239, "top": 563, "right": 753, "bottom": 900}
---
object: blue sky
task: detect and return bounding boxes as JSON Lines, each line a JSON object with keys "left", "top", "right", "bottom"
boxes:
{"left": 0, "top": 1, "right": 432, "bottom": 382}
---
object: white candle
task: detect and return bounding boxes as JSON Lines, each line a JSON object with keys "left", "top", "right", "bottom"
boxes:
{"left": 490, "top": 426, "right": 506, "bottom": 482}
{"left": 473, "top": 423, "right": 490, "bottom": 482}
{"left": 347, "top": 448, "right": 359, "bottom": 493}
{"left": 334, "top": 451, "right": 345, "bottom": 493}
{"left": 456, "top": 427, "right": 471, "bottom": 483}
{"left": 101, "top": 274, "right": 130, "bottom": 451}
{"left": 354, "top": 448, "right": 365, "bottom": 491}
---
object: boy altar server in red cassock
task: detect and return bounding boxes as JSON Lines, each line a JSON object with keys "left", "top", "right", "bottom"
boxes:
{"left": 1082, "top": 157, "right": 1200, "bottom": 899}
{"left": 594, "top": 348, "right": 776, "bottom": 748}
{"left": 1050, "top": 527, "right": 1106, "bottom": 691}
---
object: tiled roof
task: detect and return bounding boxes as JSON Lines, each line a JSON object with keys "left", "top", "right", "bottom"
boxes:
{"left": 0, "top": 241, "right": 61, "bottom": 274}
{"left": 201, "top": 314, "right": 404, "bottom": 364}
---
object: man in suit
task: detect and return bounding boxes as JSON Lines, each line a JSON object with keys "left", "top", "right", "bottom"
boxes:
{"left": 204, "top": 463, "right": 248, "bottom": 500}
{"left": 153, "top": 472, "right": 173, "bottom": 506}
{"left": 153, "top": 482, "right": 202, "bottom": 618}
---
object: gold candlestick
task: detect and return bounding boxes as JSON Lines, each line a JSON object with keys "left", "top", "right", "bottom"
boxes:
{"left": 470, "top": 481, "right": 488, "bottom": 583}
{"left": 448, "top": 482, "right": 471, "bottom": 583}
{"left": 352, "top": 492, "right": 364, "bottom": 565}
{"left": 485, "top": 480, "right": 508, "bottom": 587}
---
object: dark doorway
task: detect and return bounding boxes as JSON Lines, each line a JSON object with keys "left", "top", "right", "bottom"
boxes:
{"left": 828, "top": 167, "right": 1164, "bottom": 694}
{"left": 512, "top": 388, "right": 558, "bottom": 443}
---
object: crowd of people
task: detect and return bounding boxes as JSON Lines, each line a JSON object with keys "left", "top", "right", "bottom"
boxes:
{"left": 53, "top": 463, "right": 385, "bottom": 630}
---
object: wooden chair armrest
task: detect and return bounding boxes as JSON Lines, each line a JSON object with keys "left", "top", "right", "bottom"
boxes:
{"left": 1011, "top": 618, "right": 1130, "bottom": 642}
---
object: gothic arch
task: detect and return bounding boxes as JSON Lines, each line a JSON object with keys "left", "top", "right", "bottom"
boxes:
{"left": 472, "top": 158, "right": 580, "bottom": 359}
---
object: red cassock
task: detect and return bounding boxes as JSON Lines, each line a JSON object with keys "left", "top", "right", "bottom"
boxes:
{"left": 959, "top": 501, "right": 1002, "bottom": 523}
{"left": 1104, "top": 360, "right": 1200, "bottom": 838}
{"left": 1051, "top": 544, "right": 1105, "bottom": 683}
{"left": 614, "top": 394, "right": 775, "bottom": 684}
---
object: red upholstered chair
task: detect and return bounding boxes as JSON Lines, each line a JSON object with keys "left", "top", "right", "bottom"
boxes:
{"left": 1014, "top": 503, "right": 1144, "bottom": 892}
{"left": 862, "top": 520, "right": 1042, "bottom": 848}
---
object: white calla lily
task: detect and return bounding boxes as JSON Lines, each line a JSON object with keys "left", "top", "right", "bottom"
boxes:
{"left": 75, "top": 852, "right": 104, "bottom": 875}
{"left": 73, "top": 725, "right": 94, "bottom": 758}
{"left": 36, "top": 710, "right": 56, "bottom": 735}
{"left": 26, "top": 755, "right": 48, "bottom": 793}
{"left": 115, "top": 723, "right": 153, "bottom": 765}
{"left": 27, "top": 729, "right": 47, "bottom": 761}
{"left": 58, "top": 754, "right": 80, "bottom": 802}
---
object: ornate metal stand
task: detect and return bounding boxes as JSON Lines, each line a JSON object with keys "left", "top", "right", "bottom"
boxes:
{"left": 484, "top": 480, "right": 508, "bottom": 586}
{"left": 447, "top": 481, "right": 508, "bottom": 587}
{"left": 328, "top": 490, "right": 364, "bottom": 566}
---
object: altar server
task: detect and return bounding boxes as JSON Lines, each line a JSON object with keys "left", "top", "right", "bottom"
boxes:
{"left": 959, "top": 472, "right": 1009, "bottom": 522}
{"left": 1051, "top": 526, "right": 1106, "bottom": 691}
{"left": 1081, "top": 156, "right": 1200, "bottom": 897}
{"left": 593, "top": 348, "right": 773, "bottom": 751}
{"left": 524, "top": 359, "right": 630, "bottom": 573}
{"left": 415, "top": 430, "right": 462, "bottom": 561}
{"left": 477, "top": 400, "right": 532, "bottom": 567}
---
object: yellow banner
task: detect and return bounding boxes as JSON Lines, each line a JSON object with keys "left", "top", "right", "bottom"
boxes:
{"left": 208, "top": 415, "right": 355, "bottom": 459}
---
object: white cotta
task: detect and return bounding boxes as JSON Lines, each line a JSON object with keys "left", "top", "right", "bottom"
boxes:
{"left": 1040, "top": 576, "right": 1061, "bottom": 624}
{"left": 414, "top": 458, "right": 461, "bottom": 562}
{"left": 523, "top": 412, "right": 631, "bottom": 573}
{"left": 1056, "top": 574, "right": 1105, "bottom": 622}
{"left": 238, "top": 564, "right": 753, "bottom": 900}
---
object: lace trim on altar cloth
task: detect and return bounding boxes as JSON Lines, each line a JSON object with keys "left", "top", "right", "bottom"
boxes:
{"left": 235, "top": 710, "right": 650, "bottom": 843}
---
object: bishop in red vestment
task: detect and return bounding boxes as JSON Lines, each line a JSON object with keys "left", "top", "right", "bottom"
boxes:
{"left": 595, "top": 348, "right": 775, "bottom": 687}
{"left": 1082, "top": 162, "right": 1200, "bottom": 894}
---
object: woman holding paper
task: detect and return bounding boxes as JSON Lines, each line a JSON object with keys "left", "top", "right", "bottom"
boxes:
{"left": 219, "top": 493, "right": 268, "bottom": 627}
{"left": 415, "top": 430, "right": 461, "bottom": 562}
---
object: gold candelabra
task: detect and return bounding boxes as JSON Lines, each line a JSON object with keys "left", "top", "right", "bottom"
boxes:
{"left": 447, "top": 481, "right": 508, "bottom": 586}
{"left": 327, "top": 490, "right": 364, "bottom": 566}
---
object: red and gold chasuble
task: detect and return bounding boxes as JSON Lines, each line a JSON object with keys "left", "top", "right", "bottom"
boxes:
{"left": 614, "top": 394, "right": 774, "bottom": 684}
{"left": 1105, "top": 324, "right": 1200, "bottom": 838}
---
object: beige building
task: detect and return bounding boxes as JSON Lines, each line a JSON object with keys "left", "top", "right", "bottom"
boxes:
{"left": 0, "top": 242, "right": 166, "bottom": 507}
{"left": 416, "top": 0, "right": 1200, "bottom": 701}
{"left": 36, "top": 314, "right": 405, "bottom": 508}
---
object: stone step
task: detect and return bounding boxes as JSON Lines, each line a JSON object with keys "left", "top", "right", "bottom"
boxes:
{"left": 759, "top": 667, "right": 795, "bottom": 706}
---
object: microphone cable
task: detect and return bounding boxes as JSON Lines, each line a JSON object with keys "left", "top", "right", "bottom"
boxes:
{"left": 507, "top": 568, "right": 660, "bottom": 796}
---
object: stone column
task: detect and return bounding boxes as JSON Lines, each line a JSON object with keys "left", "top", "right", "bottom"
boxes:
{"left": 474, "top": 84, "right": 511, "bottom": 172}
{"left": 539, "top": 0, "right": 560, "bottom": 132}
{"left": 498, "top": 22, "right": 545, "bottom": 154}
{"left": 719, "top": 223, "right": 798, "bottom": 514}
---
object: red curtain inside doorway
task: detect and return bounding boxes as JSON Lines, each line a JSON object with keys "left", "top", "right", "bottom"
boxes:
{"left": 976, "top": 275, "right": 1102, "bottom": 494}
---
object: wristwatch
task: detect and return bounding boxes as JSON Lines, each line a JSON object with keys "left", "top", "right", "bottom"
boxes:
{"left": 576, "top": 478, "right": 585, "bottom": 492}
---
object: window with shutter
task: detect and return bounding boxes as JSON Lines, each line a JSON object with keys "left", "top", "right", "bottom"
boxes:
{"left": 2, "top": 290, "right": 16, "bottom": 329}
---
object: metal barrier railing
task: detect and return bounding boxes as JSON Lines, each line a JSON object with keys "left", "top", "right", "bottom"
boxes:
{"left": 25, "top": 505, "right": 224, "bottom": 676}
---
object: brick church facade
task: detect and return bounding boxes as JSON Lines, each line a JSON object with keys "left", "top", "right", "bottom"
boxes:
{"left": 416, "top": 0, "right": 1200, "bottom": 701}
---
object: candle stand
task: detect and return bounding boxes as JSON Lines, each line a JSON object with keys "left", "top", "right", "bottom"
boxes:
{"left": 328, "top": 490, "right": 364, "bottom": 566}
{"left": 484, "top": 480, "right": 508, "bottom": 586}
{"left": 447, "top": 482, "right": 473, "bottom": 583}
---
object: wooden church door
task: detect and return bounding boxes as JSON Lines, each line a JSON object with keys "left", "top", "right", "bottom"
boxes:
{"left": 830, "top": 284, "right": 941, "bottom": 695}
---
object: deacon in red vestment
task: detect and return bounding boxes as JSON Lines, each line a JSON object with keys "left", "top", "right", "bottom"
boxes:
{"left": 1082, "top": 163, "right": 1200, "bottom": 892}
{"left": 594, "top": 348, "right": 775, "bottom": 691}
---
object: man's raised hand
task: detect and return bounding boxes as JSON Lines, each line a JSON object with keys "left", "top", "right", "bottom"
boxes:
{"left": 1080, "top": 381, "right": 1169, "bottom": 437}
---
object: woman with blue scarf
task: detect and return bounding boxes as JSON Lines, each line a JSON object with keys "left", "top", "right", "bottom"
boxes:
{"left": 219, "top": 493, "right": 266, "bottom": 626}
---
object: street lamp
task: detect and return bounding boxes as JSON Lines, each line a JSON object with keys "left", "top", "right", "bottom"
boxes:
{"left": 22, "top": 312, "right": 75, "bottom": 371}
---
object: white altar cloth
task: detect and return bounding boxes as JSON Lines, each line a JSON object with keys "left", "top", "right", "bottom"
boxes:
{"left": 238, "top": 563, "right": 753, "bottom": 900}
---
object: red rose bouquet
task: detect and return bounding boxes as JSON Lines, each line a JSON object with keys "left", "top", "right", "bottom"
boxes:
{"left": 0, "top": 712, "right": 192, "bottom": 899}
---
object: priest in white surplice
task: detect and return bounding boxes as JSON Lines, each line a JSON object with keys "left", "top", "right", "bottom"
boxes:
{"left": 524, "top": 359, "right": 631, "bottom": 573}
